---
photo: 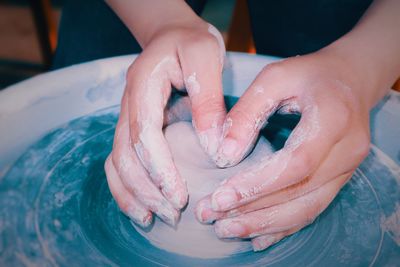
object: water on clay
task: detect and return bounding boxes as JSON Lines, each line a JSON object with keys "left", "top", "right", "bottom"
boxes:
{"left": 1, "top": 96, "right": 399, "bottom": 266}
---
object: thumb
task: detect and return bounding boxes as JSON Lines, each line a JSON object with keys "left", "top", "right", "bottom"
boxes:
{"left": 214, "top": 67, "right": 288, "bottom": 167}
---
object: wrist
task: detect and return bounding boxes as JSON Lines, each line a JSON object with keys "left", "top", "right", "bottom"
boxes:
{"left": 107, "top": 0, "right": 204, "bottom": 48}
{"left": 318, "top": 36, "right": 390, "bottom": 109}
{"left": 144, "top": 17, "right": 208, "bottom": 48}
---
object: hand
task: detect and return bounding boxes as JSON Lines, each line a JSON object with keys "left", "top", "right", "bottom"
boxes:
{"left": 105, "top": 21, "right": 227, "bottom": 227}
{"left": 195, "top": 52, "right": 372, "bottom": 251}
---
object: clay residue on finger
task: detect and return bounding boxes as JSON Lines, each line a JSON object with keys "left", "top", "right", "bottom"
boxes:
{"left": 197, "top": 118, "right": 223, "bottom": 159}
{"left": 251, "top": 234, "right": 279, "bottom": 251}
{"left": 278, "top": 101, "right": 301, "bottom": 114}
{"left": 232, "top": 97, "right": 320, "bottom": 201}
{"left": 185, "top": 72, "right": 201, "bottom": 96}
{"left": 216, "top": 98, "right": 277, "bottom": 168}
{"left": 133, "top": 56, "right": 188, "bottom": 210}
{"left": 284, "top": 103, "right": 320, "bottom": 152}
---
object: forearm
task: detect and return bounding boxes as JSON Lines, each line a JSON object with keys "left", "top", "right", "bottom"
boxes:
{"left": 106, "top": 0, "right": 202, "bottom": 48}
{"left": 321, "top": 0, "right": 400, "bottom": 108}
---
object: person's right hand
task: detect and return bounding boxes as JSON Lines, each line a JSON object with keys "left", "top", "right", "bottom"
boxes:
{"left": 104, "top": 21, "right": 227, "bottom": 227}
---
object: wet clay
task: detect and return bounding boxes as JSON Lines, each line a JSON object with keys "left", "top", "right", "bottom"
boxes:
{"left": 133, "top": 121, "right": 274, "bottom": 258}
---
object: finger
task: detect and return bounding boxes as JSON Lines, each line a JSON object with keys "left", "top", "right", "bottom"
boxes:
{"left": 213, "top": 173, "right": 349, "bottom": 239}
{"left": 104, "top": 155, "right": 152, "bottom": 228}
{"left": 195, "top": 195, "right": 224, "bottom": 224}
{"left": 251, "top": 224, "right": 303, "bottom": 252}
{"left": 198, "top": 124, "right": 367, "bottom": 220}
{"left": 211, "top": 95, "right": 349, "bottom": 211}
{"left": 113, "top": 96, "right": 179, "bottom": 226}
{"left": 197, "top": 171, "right": 352, "bottom": 223}
{"left": 214, "top": 63, "right": 289, "bottom": 167}
{"left": 214, "top": 60, "right": 354, "bottom": 168}
{"left": 230, "top": 125, "right": 368, "bottom": 214}
{"left": 128, "top": 56, "right": 188, "bottom": 209}
{"left": 251, "top": 233, "right": 285, "bottom": 252}
{"left": 178, "top": 28, "right": 227, "bottom": 158}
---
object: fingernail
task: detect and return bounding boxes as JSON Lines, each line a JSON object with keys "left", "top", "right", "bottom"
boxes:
{"left": 142, "top": 213, "right": 153, "bottom": 227}
{"left": 161, "top": 173, "right": 188, "bottom": 210}
{"left": 211, "top": 186, "right": 238, "bottom": 211}
{"left": 252, "top": 235, "right": 276, "bottom": 252}
{"left": 215, "top": 220, "right": 246, "bottom": 238}
{"left": 126, "top": 207, "right": 152, "bottom": 228}
{"left": 167, "top": 190, "right": 188, "bottom": 210}
{"left": 216, "top": 138, "right": 239, "bottom": 167}
{"left": 195, "top": 199, "right": 217, "bottom": 224}
{"left": 157, "top": 206, "right": 180, "bottom": 227}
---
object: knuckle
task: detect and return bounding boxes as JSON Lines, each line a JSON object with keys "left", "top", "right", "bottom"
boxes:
{"left": 329, "top": 101, "right": 352, "bottom": 131}
{"left": 196, "top": 31, "right": 220, "bottom": 49}
{"left": 261, "top": 61, "right": 286, "bottom": 80}
{"left": 352, "top": 130, "right": 371, "bottom": 160}
{"left": 183, "top": 31, "right": 220, "bottom": 56}
{"left": 126, "top": 63, "right": 137, "bottom": 81}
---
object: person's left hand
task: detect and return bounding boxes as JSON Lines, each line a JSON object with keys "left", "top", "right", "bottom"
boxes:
{"left": 195, "top": 52, "right": 372, "bottom": 251}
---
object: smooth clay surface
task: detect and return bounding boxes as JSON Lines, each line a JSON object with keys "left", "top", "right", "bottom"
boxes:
{"left": 132, "top": 121, "right": 274, "bottom": 258}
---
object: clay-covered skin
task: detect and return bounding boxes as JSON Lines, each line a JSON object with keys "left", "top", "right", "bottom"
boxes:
{"left": 196, "top": 54, "right": 372, "bottom": 251}
{"left": 197, "top": 0, "right": 400, "bottom": 250}
{"left": 131, "top": 121, "right": 273, "bottom": 258}
{"left": 106, "top": 0, "right": 400, "bottom": 252}
{"left": 2, "top": 107, "right": 399, "bottom": 265}
{"left": 104, "top": 0, "right": 228, "bottom": 227}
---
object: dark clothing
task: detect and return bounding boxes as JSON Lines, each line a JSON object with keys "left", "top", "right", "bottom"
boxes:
{"left": 247, "top": 0, "right": 372, "bottom": 57}
{"left": 52, "top": 0, "right": 372, "bottom": 69}
{"left": 52, "top": 0, "right": 141, "bottom": 69}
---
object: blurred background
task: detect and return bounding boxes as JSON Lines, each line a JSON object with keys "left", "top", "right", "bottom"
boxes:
{"left": 0, "top": 0, "right": 398, "bottom": 90}
{"left": 0, "top": 0, "right": 246, "bottom": 89}
{"left": 0, "top": 0, "right": 61, "bottom": 88}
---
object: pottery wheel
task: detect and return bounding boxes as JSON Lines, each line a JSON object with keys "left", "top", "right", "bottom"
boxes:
{"left": 1, "top": 106, "right": 399, "bottom": 266}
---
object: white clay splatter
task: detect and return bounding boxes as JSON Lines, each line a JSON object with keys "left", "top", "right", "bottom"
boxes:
{"left": 279, "top": 101, "right": 301, "bottom": 114}
{"left": 185, "top": 72, "right": 201, "bottom": 96}
{"left": 222, "top": 117, "right": 233, "bottom": 139}
{"left": 284, "top": 104, "right": 320, "bottom": 152}
{"left": 234, "top": 97, "right": 320, "bottom": 200}
{"left": 253, "top": 86, "right": 265, "bottom": 95}
{"left": 197, "top": 118, "right": 222, "bottom": 158}
{"left": 133, "top": 57, "right": 186, "bottom": 210}
{"left": 380, "top": 203, "right": 400, "bottom": 246}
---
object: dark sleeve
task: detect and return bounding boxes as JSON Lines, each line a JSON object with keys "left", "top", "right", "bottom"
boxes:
{"left": 52, "top": 0, "right": 207, "bottom": 69}
{"left": 247, "top": 0, "right": 373, "bottom": 57}
{"left": 52, "top": 0, "right": 141, "bottom": 69}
